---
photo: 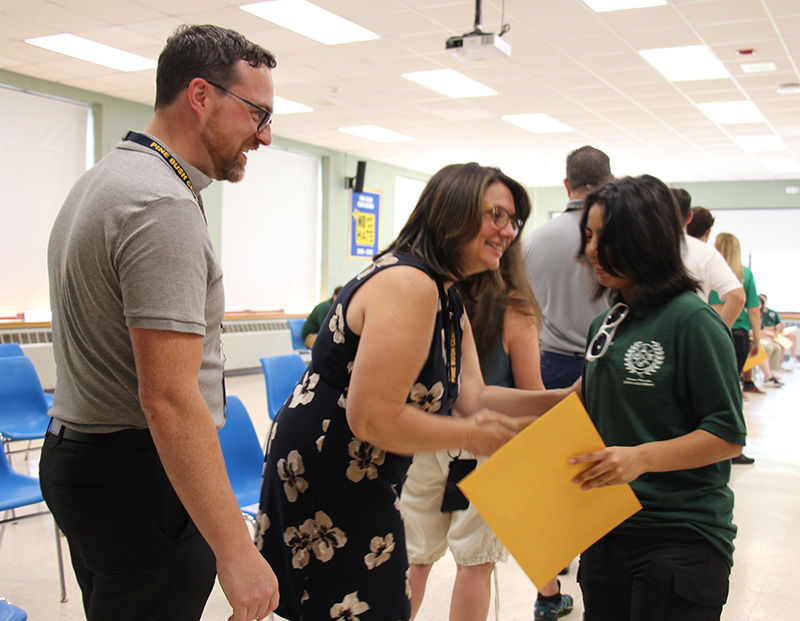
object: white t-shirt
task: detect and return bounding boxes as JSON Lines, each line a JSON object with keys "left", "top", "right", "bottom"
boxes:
{"left": 681, "top": 233, "right": 742, "bottom": 302}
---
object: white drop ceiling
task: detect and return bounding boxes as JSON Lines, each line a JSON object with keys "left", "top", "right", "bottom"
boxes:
{"left": 1, "top": 0, "right": 799, "bottom": 186}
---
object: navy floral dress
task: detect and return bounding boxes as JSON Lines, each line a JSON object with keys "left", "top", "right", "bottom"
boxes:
{"left": 256, "top": 252, "right": 463, "bottom": 621}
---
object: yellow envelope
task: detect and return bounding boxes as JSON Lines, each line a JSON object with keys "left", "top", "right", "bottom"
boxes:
{"left": 774, "top": 333, "right": 792, "bottom": 350}
{"left": 458, "top": 392, "right": 641, "bottom": 589}
{"left": 742, "top": 346, "right": 768, "bottom": 372}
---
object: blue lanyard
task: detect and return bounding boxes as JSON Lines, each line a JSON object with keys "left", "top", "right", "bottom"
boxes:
{"left": 123, "top": 131, "right": 197, "bottom": 200}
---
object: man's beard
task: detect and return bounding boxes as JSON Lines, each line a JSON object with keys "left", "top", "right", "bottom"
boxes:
{"left": 202, "top": 121, "right": 258, "bottom": 183}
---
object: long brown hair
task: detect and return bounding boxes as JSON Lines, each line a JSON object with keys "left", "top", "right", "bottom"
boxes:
{"left": 457, "top": 243, "right": 541, "bottom": 361}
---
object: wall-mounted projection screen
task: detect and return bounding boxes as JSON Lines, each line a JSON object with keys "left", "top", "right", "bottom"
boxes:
{"left": 0, "top": 86, "right": 91, "bottom": 316}
{"left": 221, "top": 146, "right": 321, "bottom": 313}
{"left": 394, "top": 175, "right": 426, "bottom": 239}
{"left": 710, "top": 208, "right": 800, "bottom": 312}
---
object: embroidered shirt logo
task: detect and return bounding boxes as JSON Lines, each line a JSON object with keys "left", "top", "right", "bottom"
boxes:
{"left": 623, "top": 340, "right": 664, "bottom": 387}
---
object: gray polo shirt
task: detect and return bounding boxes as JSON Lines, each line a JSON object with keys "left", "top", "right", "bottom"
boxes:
{"left": 522, "top": 200, "right": 611, "bottom": 356}
{"left": 48, "top": 136, "right": 225, "bottom": 432}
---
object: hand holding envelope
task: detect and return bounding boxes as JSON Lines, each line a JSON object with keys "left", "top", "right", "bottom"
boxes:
{"left": 458, "top": 392, "right": 642, "bottom": 589}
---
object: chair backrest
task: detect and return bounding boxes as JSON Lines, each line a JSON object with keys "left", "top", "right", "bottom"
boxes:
{"left": 217, "top": 395, "right": 264, "bottom": 508}
{"left": 0, "top": 599, "right": 28, "bottom": 621}
{"left": 287, "top": 318, "right": 309, "bottom": 351}
{"left": 0, "top": 357, "right": 49, "bottom": 423}
{"left": 260, "top": 354, "right": 307, "bottom": 420}
{"left": 0, "top": 343, "right": 25, "bottom": 358}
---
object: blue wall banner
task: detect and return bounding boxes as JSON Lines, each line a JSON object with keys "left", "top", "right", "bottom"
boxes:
{"left": 349, "top": 189, "right": 381, "bottom": 259}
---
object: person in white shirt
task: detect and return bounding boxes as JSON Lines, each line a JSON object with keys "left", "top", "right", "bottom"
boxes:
{"left": 671, "top": 190, "right": 745, "bottom": 328}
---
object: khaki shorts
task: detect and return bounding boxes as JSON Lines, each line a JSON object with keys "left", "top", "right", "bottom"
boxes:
{"left": 400, "top": 450, "right": 508, "bottom": 566}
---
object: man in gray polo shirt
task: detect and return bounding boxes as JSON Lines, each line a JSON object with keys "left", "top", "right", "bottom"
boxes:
{"left": 522, "top": 146, "right": 614, "bottom": 388}
{"left": 42, "top": 25, "right": 278, "bottom": 621}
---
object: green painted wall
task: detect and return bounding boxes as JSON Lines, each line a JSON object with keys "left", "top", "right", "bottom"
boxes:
{"left": 520, "top": 178, "right": 800, "bottom": 242}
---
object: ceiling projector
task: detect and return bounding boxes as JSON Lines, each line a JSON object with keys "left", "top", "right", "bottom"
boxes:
{"left": 446, "top": 31, "right": 511, "bottom": 62}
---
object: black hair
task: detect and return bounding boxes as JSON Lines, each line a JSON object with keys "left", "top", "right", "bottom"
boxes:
{"left": 686, "top": 206, "right": 715, "bottom": 239}
{"left": 155, "top": 24, "right": 277, "bottom": 109}
{"left": 671, "top": 188, "right": 692, "bottom": 223}
{"left": 580, "top": 175, "right": 699, "bottom": 307}
{"left": 380, "top": 163, "right": 531, "bottom": 282}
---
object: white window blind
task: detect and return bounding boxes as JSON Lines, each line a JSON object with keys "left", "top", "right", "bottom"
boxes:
{"left": 221, "top": 146, "right": 321, "bottom": 313}
{"left": 711, "top": 208, "right": 800, "bottom": 311}
{"left": 393, "top": 175, "right": 426, "bottom": 239}
{"left": 0, "top": 86, "right": 90, "bottom": 317}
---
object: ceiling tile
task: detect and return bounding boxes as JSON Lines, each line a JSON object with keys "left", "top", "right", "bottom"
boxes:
{"left": 0, "top": 0, "right": 795, "bottom": 184}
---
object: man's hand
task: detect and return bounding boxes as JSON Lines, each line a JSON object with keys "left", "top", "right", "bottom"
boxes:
{"left": 218, "top": 547, "right": 280, "bottom": 621}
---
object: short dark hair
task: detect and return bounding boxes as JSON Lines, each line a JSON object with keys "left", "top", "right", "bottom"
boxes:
{"left": 382, "top": 163, "right": 531, "bottom": 282}
{"left": 155, "top": 24, "right": 277, "bottom": 109}
{"left": 686, "top": 206, "right": 715, "bottom": 239}
{"left": 580, "top": 175, "right": 698, "bottom": 307}
{"left": 566, "top": 146, "right": 612, "bottom": 191}
{"left": 671, "top": 188, "right": 692, "bottom": 223}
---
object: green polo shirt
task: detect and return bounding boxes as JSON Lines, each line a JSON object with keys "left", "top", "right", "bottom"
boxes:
{"left": 761, "top": 308, "right": 780, "bottom": 329}
{"left": 710, "top": 266, "right": 758, "bottom": 332}
{"left": 301, "top": 297, "right": 334, "bottom": 341}
{"left": 583, "top": 291, "right": 746, "bottom": 567}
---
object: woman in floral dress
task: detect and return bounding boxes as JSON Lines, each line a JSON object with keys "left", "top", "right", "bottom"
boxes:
{"left": 256, "top": 163, "right": 571, "bottom": 621}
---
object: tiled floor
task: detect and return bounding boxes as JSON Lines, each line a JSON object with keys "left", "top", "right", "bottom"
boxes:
{"left": 1, "top": 366, "right": 798, "bottom": 620}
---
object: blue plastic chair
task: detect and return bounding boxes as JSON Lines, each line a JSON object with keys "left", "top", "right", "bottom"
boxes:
{"left": 259, "top": 354, "right": 307, "bottom": 420}
{"left": 0, "top": 599, "right": 27, "bottom": 621}
{"left": 0, "top": 346, "right": 52, "bottom": 410}
{"left": 0, "top": 344, "right": 25, "bottom": 358}
{"left": 287, "top": 318, "right": 309, "bottom": 353}
{"left": 218, "top": 396, "right": 264, "bottom": 521}
{"left": 0, "top": 447, "right": 67, "bottom": 602}
{"left": 0, "top": 357, "right": 52, "bottom": 443}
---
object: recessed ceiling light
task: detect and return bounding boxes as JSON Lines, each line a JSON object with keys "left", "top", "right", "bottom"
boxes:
{"left": 761, "top": 159, "right": 800, "bottom": 173}
{"left": 502, "top": 113, "right": 575, "bottom": 134}
{"left": 785, "top": 186, "right": 800, "bottom": 194}
{"left": 402, "top": 69, "right": 497, "bottom": 98}
{"left": 582, "top": 0, "right": 666, "bottom": 12}
{"left": 274, "top": 96, "right": 313, "bottom": 114}
{"left": 734, "top": 135, "right": 787, "bottom": 152}
{"left": 741, "top": 62, "right": 777, "bottom": 73}
{"left": 338, "top": 125, "right": 413, "bottom": 143}
{"left": 24, "top": 33, "right": 156, "bottom": 72}
{"left": 639, "top": 45, "right": 730, "bottom": 81}
{"left": 777, "top": 83, "right": 800, "bottom": 95}
{"left": 240, "top": 1, "right": 379, "bottom": 45}
{"left": 698, "top": 101, "right": 764, "bottom": 124}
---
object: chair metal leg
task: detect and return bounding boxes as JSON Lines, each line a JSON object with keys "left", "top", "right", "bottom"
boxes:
{"left": 54, "top": 521, "right": 68, "bottom": 602}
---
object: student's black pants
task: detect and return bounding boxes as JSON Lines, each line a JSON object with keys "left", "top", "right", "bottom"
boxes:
{"left": 578, "top": 528, "right": 730, "bottom": 621}
{"left": 732, "top": 328, "right": 751, "bottom": 374}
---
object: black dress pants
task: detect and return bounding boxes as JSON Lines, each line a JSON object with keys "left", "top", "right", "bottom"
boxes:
{"left": 40, "top": 432, "right": 216, "bottom": 621}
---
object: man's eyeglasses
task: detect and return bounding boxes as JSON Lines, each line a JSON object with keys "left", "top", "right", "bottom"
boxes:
{"left": 484, "top": 204, "right": 523, "bottom": 237}
{"left": 206, "top": 80, "right": 273, "bottom": 133}
{"left": 585, "top": 302, "right": 629, "bottom": 361}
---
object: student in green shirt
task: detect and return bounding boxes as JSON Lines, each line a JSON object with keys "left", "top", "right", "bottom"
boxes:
{"left": 301, "top": 286, "right": 342, "bottom": 348}
{"left": 571, "top": 175, "right": 746, "bottom": 621}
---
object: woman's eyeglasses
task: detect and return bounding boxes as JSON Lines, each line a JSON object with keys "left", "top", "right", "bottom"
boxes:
{"left": 585, "top": 302, "right": 630, "bottom": 361}
{"left": 484, "top": 205, "right": 523, "bottom": 237}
